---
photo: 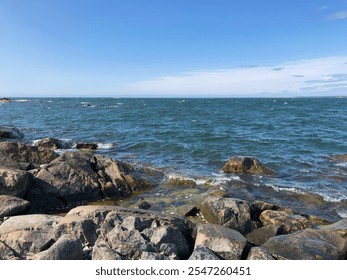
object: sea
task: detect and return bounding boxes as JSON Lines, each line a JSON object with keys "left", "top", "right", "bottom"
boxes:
{"left": 1, "top": 97, "right": 346, "bottom": 221}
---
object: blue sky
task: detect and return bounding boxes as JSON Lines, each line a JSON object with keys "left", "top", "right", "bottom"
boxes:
{"left": 1, "top": 0, "right": 347, "bottom": 97}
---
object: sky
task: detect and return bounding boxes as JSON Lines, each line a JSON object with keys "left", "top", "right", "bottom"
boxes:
{"left": 1, "top": 0, "right": 347, "bottom": 97}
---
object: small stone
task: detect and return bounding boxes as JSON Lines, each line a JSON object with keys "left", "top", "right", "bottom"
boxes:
{"left": 247, "top": 247, "right": 275, "bottom": 260}
{"left": 0, "top": 195, "right": 30, "bottom": 218}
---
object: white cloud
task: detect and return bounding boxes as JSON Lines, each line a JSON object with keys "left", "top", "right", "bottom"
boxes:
{"left": 125, "top": 56, "right": 347, "bottom": 97}
{"left": 327, "top": 10, "right": 347, "bottom": 20}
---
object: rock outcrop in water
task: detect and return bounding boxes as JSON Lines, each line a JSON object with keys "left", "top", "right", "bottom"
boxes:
{"left": 0, "top": 126, "right": 23, "bottom": 140}
{"left": 0, "top": 129, "right": 346, "bottom": 260}
{"left": 222, "top": 156, "right": 275, "bottom": 175}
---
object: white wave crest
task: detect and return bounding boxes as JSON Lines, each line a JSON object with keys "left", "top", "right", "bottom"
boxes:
{"left": 97, "top": 143, "right": 115, "bottom": 149}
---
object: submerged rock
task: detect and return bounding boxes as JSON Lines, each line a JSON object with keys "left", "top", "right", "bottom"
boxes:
{"left": 76, "top": 143, "right": 98, "bottom": 150}
{"left": 0, "top": 126, "right": 23, "bottom": 139}
{"left": 222, "top": 156, "right": 275, "bottom": 175}
{"left": 0, "top": 168, "right": 33, "bottom": 198}
{"left": 262, "top": 228, "right": 347, "bottom": 260}
{"left": 0, "top": 195, "right": 30, "bottom": 218}
{"left": 194, "top": 223, "right": 248, "bottom": 260}
{"left": 0, "top": 142, "right": 59, "bottom": 170}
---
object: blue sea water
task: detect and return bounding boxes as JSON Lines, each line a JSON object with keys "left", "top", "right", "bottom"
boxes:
{"left": 1, "top": 97, "right": 346, "bottom": 220}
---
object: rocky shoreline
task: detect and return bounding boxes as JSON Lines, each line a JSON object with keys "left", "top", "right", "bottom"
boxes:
{"left": 0, "top": 126, "right": 346, "bottom": 260}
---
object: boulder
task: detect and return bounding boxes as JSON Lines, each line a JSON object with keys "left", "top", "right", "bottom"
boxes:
{"left": 34, "top": 137, "right": 69, "bottom": 150}
{"left": 247, "top": 247, "right": 275, "bottom": 260}
{"left": 0, "top": 126, "right": 23, "bottom": 139}
{"left": 28, "top": 152, "right": 102, "bottom": 211}
{"left": 0, "top": 168, "right": 33, "bottom": 197}
{"left": 0, "top": 195, "right": 30, "bottom": 218}
{"left": 200, "top": 196, "right": 252, "bottom": 234}
{"left": 245, "top": 225, "right": 282, "bottom": 245}
{"left": 32, "top": 234, "right": 83, "bottom": 260}
{"left": 91, "top": 154, "right": 156, "bottom": 198}
{"left": 189, "top": 246, "right": 223, "bottom": 260}
{"left": 194, "top": 223, "right": 248, "bottom": 260}
{"left": 51, "top": 214, "right": 98, "bottom": 246}
{"left": 319, "top": 219, "right": 347, "bottom": 238}
{"left": 259, "top": 210, "right": 310, "bottom": 233}
{"left": 0, "top": 214, "right": 61, "bottom": 259}
{"left": 263, "top": 228, "right": 347, "bottom": 260}
{"left": 0, "top": 98, "right": 11, "bottom": 103}
{"left": 92, "top": 239, "right": 125, "bottom": 260}
{"left": 0, "top": 142, "right": 59, "bottom": 170}
{"left": 94, "top": 206, "right": 194, "bottom": 260}
{"left": 222, "top": 156, "right": 275, "bottom": 175}
{"left": 76, "top": 143, "right": 98, "bottom": 150}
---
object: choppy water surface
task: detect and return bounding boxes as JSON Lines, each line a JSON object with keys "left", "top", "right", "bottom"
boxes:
{"left": 1, "top": 97, "right": 346, "bottom": 220}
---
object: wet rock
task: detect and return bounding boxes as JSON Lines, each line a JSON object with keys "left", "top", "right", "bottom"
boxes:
{"left": 34, "top": 137, "right": 69, "bottom": 150}
{"left": 263, "top": 228, "right": 347, "bottom": 260}
{"left": 175, "top": 204, "right": 199, "bottom": 217}
{"left": 194, "top": 223, "right": 248, "bottom": 260}
{"left": 91, "top": 154, "right": 156, "bottom": 198}
{"left": 259, "top": 210, "right": 310, "bottom": 233}
{"left": 28, "top": 152, "right": 102, "bottom": 211}
{"left": 247, "top": 247, "right": 275, "bottom": 260}
{"left": 0, "top": 195, "right": 30, "bottom": 218}
{"left": 245, "top": 225, "right": 282, "bottom": 245}
{"left": 189, "top": 245, "right": 223, "bottom": 260}
{"left": 51, "top": 214, "right": 97, "bottom": 246}
{"left": 0, "top": 214, "right": 61, "bottom": 259}
{"left": 200, "top": 196, "right": 252, "bottom": 234}
{"left": 94, "top": 206, "right": 194, "bottom": 260}
{"left": 331, "top": 154, "right": 347, "bottom": 162}
{"left": 76, "top": 143, "right": 98, "bottom": 150}
{"left": 33, "top": 234, "right": 83, "bottom": 260}
{"left": 222, "top": 156, "right": 275, "bottom": 175}
{"left": 0, "top": 168, "right": 33, "bottom": 198}
{"left": 137, "top": 200, "right": 151, "bottom": 210}
{"left": 0, "top": 126, "right": 23, "bottom": 139}
{"left": 0, "top": 142, "right": 59, "bottom": 170}
{"left": 165, "top": 177, "right": 197, "bottom": 188}
{"left": 319, "top": 219, "right": 347, "bottom": 238}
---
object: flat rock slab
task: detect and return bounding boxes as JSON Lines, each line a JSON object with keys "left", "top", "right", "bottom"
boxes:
{"left": 0, "top": 168, "right": 33, "bottom": 198}
{"left": 0, "top": 214, "right": 62, "bottom": 259}
{"left": 259, "top": 210, "right": 310, "bottom": 233}
{"left": 263, "top": 228, "right": 347, "bottom": 260}
{"left": 200, "top": 196, "right": 252, "bottom": 234}
{"left": 194, "top": 223, "right": 248, "bottom": 260}
{"left": 0, "top": 195, "right": 30, "bottom": 218}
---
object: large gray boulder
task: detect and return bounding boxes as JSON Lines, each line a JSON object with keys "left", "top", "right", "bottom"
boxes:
{"left": 32, "top": 234, "right": 83, "bottom": 260}
{"left": 0, "top": 168, "right": 33, "bottom": 197}
{"left": 0, "top": 126, "right": 23, "bottom": 140}
{"left": 0, "top": 214, "right": 61, "bottom": 259}
{"left": 194, "top": 223, "right": 248, "bottom": 260}
{"left": 200, "top": 196, "right": 253, "bottom": 234}
{"left": 28, "top": 152, "right": 102, "bottom": 211}
{"left": 245, "top": 225, "right": 282, "bottom": 245}
{"left": 0, "top": 142, "right": 59, "bottom": 170}
{"left": 91, "top": 154, "right": 156, "bottom": 198}
{"left": 262, "top": 228, "right": 347, "bottom": 260}
{"left": 189, "top": 246, "right": 223, "bottom": 260}
{"left": 92, "top": 206, "right": 194, "bottom": 260}
{"left": 223, "top": 156, "right": 275, "bottom": 175}
{"left": 319, "top": 219, "right": 347, "bottom": 239}
{"left": 259, "top": 210, "right": 310, "bottom": 233}
{"left": 0, "top": 195, "right": 30, "bottom": 218}
{"left": 247, "top": 247, "right": 275, "bottom": 260}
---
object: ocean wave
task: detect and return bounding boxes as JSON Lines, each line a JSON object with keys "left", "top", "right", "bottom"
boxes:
{"left": 15, "top": 99, "right": 29, "bottom": 102}
{"left": 337, "top": 209, "right": 347, "bottom": 218}
{"left": 97, "top": 143, "right": 115, "bottom": 149}
{"left": 266, "top": 184, "right": 307, "bottom": 196}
